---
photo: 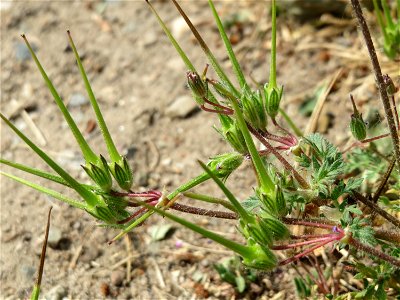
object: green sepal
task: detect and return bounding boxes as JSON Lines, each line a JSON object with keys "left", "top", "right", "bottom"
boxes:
{"left": 242, "top": 90, "right": 267, "bottom": 132}
{"left": 349, "top": 96, "right": 367, "bottom": 141}
{"left": 258, "top": 212, "right": 289, "bottom": 241}
{"left": 264, "top": 84, "right": 283, "bottom": 120}
{"left": 82, "top": 155, "right": 112, "bottom": 192}
{"left": 242, "top": 238, "right": 277, "bottom": 270}
{"left": 109, "top": 156, "right": 133, "bottom": 191}
{"left": 215, "top": 116, "right": 247, "bottom": 154}
{"left": 207, "top": 152, "right": 244, "bottom": 182}
{"left": 256, "top": 187, "right": 277, "bottom": 215}
{"left": 187, "top": 71, "right": 207, "bottom": 105}
{"left": 274, "top": 185, "right": 287, "bottom": 216}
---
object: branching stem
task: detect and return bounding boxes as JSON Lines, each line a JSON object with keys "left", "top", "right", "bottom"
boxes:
{"left": 350, "top": 0, "right": 400, "bottom": 171}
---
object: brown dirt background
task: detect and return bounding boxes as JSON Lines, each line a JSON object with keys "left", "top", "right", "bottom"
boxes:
{"left": 1, "top": 1, "right": 397, "bottom": 299}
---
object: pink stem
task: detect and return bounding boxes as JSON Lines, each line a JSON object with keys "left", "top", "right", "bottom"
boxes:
{"left": 282, "top": 217, "right": 343, "bottom": 233}
{"left": 279, "top": 236, "right": 340, "bottom": 266}
{"left": 290, "top": 233, "right": 340, "bottom": 240}
{"left": 272, "top": 235, "right": 340, "bottom": 250}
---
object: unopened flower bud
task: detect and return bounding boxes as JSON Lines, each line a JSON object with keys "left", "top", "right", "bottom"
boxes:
{"left": 242, "top": 239, "right": 277, "bottom": 270}
{"left": 259, "top": 212, "right": 289, "bottom": 241}
{"left": 187, "top": 71, "right": 207, "bottom": 104}
{"left": 216, "top": 116, "right": 247, "bottom": 154}
{"left": 349, "top": 95, "right": 367, "bottom": 141}
{"left": 264, "top": 84, "right": 283, "bottom": 120}
{"left": 82, "top": 155, "right": 112, "bottom": 192}
{"left": 109, "top": 156, "right": 133, "bottom": 191}
{"left": 242, "top": 90, "right": 267, "bottom": 131}
{"left": 274, "top": 185, "right": 287, "bottom": 216}
{"left": 207, "top": 152, "right": 243, "bottom": 182}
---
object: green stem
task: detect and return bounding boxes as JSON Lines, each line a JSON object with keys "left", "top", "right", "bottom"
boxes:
{"left": 208, "top": 0, "right": 247, "bottom": 90}
{"left": 0, "top": 113, "right": 99, "bottom": 207}
{"left": 198, "top": 161, "right": 251, "bottom": 221}
{"left": 229, "top": 96, "right": 275, "bottom": 194}
{"left": 21, "top": 34, "right": 98, "bottom": 164}
{"left": 1, "top": 171, "right": 86, "bottom": 210}
{"left": 269, "top": 0, "right": 277, "bottom": 88}
{"left": 278, "top": 108, "right": 303, "bottom": 137}
{"left": 67, "top": 31, "right": 120, "bottom": 162}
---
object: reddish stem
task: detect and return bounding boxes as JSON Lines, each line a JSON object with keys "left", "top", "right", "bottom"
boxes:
{"left": 282, "top": 217, "right": 342, "bottom": 232}
{"left": 279, "top": 236, "right": 340, "bottom": 266}
{"left": 272, "top": 234, "right": 341, "bottom": 250}
{"left": 290, "top": 233, "right": 341, "bottom": 240}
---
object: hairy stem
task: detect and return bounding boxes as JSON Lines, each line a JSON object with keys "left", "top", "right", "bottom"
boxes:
{"left": 352, "top": 191, "right": 400, "bottom": 228}
{"left": 170, "top": 203, "right": 237, "bottom": 219}
{"left": 348, "top": 235, "right": 400, "bottom": 267}
{"left": 350, "top": 0, "right": 400, "bottom": 171}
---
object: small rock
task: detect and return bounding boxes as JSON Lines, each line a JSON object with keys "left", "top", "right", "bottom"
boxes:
{"left": 15, "top": 42, "right": 36, "bottom": 61}
{"left": 80, "top": 246, "right": 101, "bottom": 263}
{"left": 165, "top": 95, "right": 199, "bottom": 119}
{"left": 47, "top": 226, "right": 62, "bottom": 249}
{"left": 68, "top": 93, "right": 89, "bottom": 107}
{"left": 44, "top": 285, "right": 67, "bottom": 300}
{"left": 111, "top": 270, "right": 125, "bottom": 286}
{"left": 171, "top": 17, "right": 189, "bottom": 39}
{"left": 20, "top": 265, "right": 36, "bottom": 281}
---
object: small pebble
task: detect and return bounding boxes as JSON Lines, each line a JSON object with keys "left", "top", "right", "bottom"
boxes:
{"left": 68, "top": 93, "right": 89, "bottom": 107}
{"left": 165, "top": 95, "right": 199, "bottom": 119}
{"left": 44, "top": 285, "right": 67, "bottom": 300}
{"left": 111, "top": 270, "right": 125, "bottom": 286}
{"left": 15, "top": 42, "right": 36, "bottom": 61}
{"left": 47, "top": 226, "right": 62, "bottom": 249}
{"left": 20, "top": 265, "right": 36, "bottom": 281}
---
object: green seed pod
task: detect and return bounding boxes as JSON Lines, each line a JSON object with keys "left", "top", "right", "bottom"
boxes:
{"left": 264, "top": 84, "right": 283, "bottom": 120}
{"left": 242, "top": 90, "right": 267, "bottom": 131}
{"left": 259, "top": 212, "right": 289, "bottom": 241}
{"left": 207, "top": 152, "right": 244, "bottom": 182}
{"left": 109, "top": 156, "right": 133, "bottom": 191}
{"left": 349, "top": 95, "right": 367, "bottom": 141}
{"left": 242, "top": 239, "right": 277, "bottom": 270}
{"left": 274, "top": 185, "right": 287, "bottom": 216}
{"left": 215, "top": 116, "right": 248, "bottom": 154}
{"left": 91, "top": 205, "right": 117, "bottom": 224}
{"left": 187, "top": 71, "right": 207, "bottom": 104}
{"left": 246, "top": 221, "right": 273, "bottom": 247}
{"left": 256, "top": 187, "right": 277, "bottom": 215}
{"left": 82, "top": 155, "right": 112, "bottom": 192}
